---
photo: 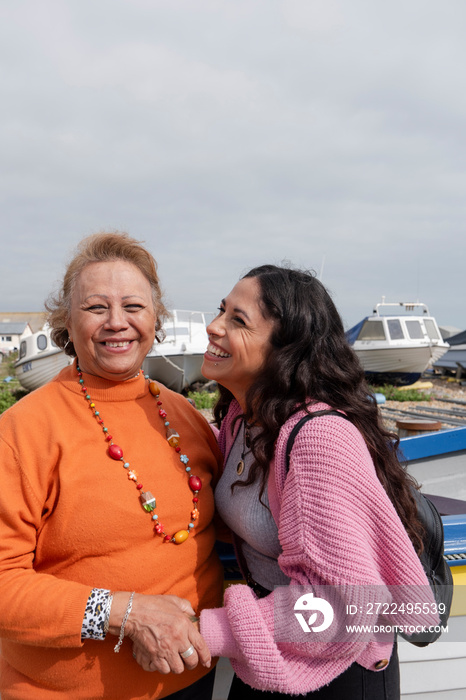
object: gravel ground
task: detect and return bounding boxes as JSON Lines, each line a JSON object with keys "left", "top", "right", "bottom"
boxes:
{"left": 379, "top": 376, "right": 466, "bottom": 433}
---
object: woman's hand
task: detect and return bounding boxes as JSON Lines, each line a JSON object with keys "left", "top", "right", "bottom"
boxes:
{"left": 109, "top": 592, "right": 211, "bottom": 674}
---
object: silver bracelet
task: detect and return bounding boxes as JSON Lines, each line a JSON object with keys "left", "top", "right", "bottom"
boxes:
{"left": 114, "top": 592, "right": 135, "bottom": 653}
{"left": 103, "top": 592, "right": 114, "bottom": 636}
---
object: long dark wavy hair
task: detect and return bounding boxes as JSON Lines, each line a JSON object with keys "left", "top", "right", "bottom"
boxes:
{"left": 213, "top": 264, "right": 424, "bottom": 554}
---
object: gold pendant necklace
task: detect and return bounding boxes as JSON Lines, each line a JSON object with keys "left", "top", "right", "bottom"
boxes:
{"left": 236, "top": 421, "right": 251, "bottom": 475}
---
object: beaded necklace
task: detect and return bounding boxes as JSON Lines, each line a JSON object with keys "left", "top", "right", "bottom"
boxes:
{"left": 77, "top": 365, "right": 201, "bottom": 544}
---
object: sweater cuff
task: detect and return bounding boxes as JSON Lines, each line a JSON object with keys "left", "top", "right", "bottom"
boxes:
{"left": 200, "top": 607, "right": 240, "bottom": 658}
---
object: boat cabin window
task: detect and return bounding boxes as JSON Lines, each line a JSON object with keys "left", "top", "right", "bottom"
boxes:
{"left": 356, "top": 320, "right": 386, "bottom": 341}
{"left": 424, "top": 319, "right": 440, "bottom": 341}
{"left": 19, "top": 340, "right": 27, "bottom": 359}
{"left": 164, "top": 326, "right": 190, "bottom": 337}
{"left": 387, "top": 319, "right": 405, "bottom": 340}
{"left": 405, "top": 320, "right": 424, "bottom": 340}
{"left": 37, "top": 334, "right": 48, "bottom": 351}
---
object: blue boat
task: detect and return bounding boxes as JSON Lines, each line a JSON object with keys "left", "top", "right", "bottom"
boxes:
{"left": 433, "top": 328, "right": 466, "bottom": 379}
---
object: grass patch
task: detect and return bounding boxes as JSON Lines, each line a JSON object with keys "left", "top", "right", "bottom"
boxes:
{"left": 0, "top": 352, "right": 29, "bottom": 413}
{"left": 187, "top": 390, "right": 218, "bottom": 410}
{"left": 370, "top": 385, "right": 432, "bottom": 402}
{"left": 0, "top": 386, "right": 18, "bottom": 413}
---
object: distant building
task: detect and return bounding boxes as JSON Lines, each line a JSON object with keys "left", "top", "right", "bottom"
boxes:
{"left": 0, "top": 322, "right": 33, "bottom": 360}
{"left": 0, "top": 312, "right": 47, "bottom": 333}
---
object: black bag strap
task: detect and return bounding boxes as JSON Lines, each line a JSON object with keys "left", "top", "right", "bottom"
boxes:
{"left": 286, "top": 410, "right": 350, "bottom": 471}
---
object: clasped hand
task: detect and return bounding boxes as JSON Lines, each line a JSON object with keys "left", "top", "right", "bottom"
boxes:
{"left": 125, "top": 594, "right": 210, "bottom": 674}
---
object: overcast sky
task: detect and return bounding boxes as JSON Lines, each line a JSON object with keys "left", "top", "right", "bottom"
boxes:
{"left": 1, "top": 0, "right": 465, "bottom": 331}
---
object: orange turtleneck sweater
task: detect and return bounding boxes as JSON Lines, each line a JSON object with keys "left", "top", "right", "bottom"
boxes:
{"left": 0, "top": 363, "right": 224, "bottom": 699}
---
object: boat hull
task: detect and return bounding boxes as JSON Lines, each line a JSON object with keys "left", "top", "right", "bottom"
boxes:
{"left": 142, "top": 353, "right": 204, "bottom": 393}
{"left": 364, "top": 370, "right": 422, "bottom": 386}
{"left": 434, "top": 344, "right": 466, "bottom": 373}
{"left": 15, "top": 350, "right": 73, "bottom": 392}
{"left": 354, "top": 345, "right": 448, "bottom": 385}
{"left": 354, "top": 344, "right": 448, "bottom": 373}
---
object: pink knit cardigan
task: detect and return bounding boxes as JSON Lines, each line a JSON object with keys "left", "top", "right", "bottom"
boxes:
{"left": 200, "top": 401, "right": 437, "bottom": 695}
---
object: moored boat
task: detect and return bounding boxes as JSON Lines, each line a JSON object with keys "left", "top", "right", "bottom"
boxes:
{"left": 346, "top": 300, "right": 449, "bottom": 385}
{"left": 142, "top": 310, "right": 212, "bottom": 393}
{"left": 433, "top": 328, "right": 466, "bottom": 379}
{"left": 14, "top": 325, "right": 73, "bottom": 391}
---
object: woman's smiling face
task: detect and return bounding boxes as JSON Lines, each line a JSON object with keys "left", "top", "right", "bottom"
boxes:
{"left": 202, "top": 277, "right": 275, "bottom": 409}
{"left": 66, "top": 260, "right": 156, "bottom": 381}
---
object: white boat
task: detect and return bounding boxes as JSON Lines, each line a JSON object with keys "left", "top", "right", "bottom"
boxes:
{"left": 14, "top": 325, "right": 73, "bottom": 391}
{"left": 142, "top": 310, "right": 211, "bottom": 393}
{"left": 346, "top": 300, "right": 449, "bottom": 385}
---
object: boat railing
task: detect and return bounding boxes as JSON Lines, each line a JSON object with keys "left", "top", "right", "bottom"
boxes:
{"left": 373, "top": 301, "right": 430, "bottom": 317}
{"left": 161, "top": 310, "right": 212, "bottom": 346}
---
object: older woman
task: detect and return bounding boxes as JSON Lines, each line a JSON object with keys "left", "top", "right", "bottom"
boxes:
{"left": 199, "top": 265, "right": 438, "bottom": 700}
{"left": 0, "top": 232, "right": 224, "bottom": 700}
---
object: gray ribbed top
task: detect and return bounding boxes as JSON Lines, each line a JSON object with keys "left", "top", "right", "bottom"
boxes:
{"left": 215, "top": 421, "right": 290, "bottom": 591}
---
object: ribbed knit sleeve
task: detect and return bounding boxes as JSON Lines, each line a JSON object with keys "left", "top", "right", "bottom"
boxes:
{"left": 200, "top": 404, "right": 438, "bottom": 694}
{"left": 276, "top": 412, "right": 422, "bottom": 588}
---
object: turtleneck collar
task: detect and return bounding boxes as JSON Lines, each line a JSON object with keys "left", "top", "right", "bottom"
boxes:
{"left": 55, "top": 360, "right": 150, "bottom": 403}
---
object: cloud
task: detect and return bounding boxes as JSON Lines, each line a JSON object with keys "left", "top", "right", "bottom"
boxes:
{"left": 0, "top": 0, "right": 465, "bottom": 330}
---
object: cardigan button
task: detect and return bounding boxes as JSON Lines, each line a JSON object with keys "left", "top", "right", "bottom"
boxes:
{"left": 374, "top": 659, "right": 389, "bottom": 670}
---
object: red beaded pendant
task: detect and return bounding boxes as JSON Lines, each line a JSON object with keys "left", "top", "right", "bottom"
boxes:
{"left": 188, "top": 475, "right": 202, "bottom": 492}
{"left": 108, "top": 444, "right": 123, "bottom": 460}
